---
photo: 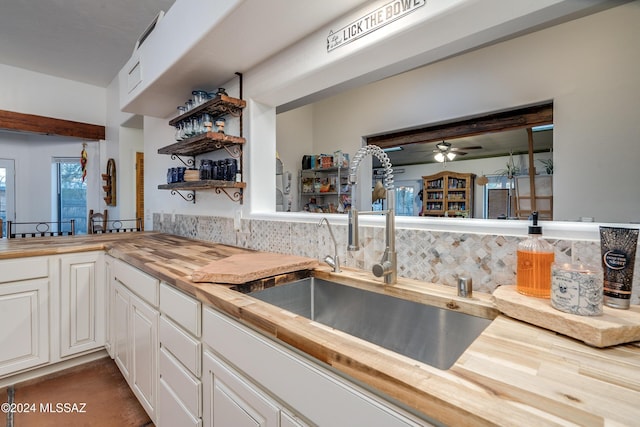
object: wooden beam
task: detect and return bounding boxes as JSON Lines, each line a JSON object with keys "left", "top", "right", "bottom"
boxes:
{"left": 366, "top": 103, "right": 553, "bottom": 149}
{"left": 0, "top": 109, "right": 105, "bottom": 140}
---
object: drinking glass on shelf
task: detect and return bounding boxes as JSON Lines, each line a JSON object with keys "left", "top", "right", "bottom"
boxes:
{"left": 192, "top": 90, "right": 208, "bottom": 106}
{"left": 183, "top": 118, "right": 193, "bottom": 138}
{"left": 192, "top": 116, "right": 202, "bottom": 135}
{"left": 201, "top": 113, "right": 213, "bottom": 133}
{"left": 175, "top": 121, "right": 183, "bottom": 141}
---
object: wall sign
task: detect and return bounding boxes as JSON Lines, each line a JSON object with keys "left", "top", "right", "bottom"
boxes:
{"left": 327, "top": 0, "right": 426, "bottom": 52}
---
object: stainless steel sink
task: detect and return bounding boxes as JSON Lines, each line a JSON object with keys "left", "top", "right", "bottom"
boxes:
{"left": 250, "top": 277, "right": 492, "bottom": 369}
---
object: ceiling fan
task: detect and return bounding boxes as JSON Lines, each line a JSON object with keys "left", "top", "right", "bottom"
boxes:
{"left": 433, "top": 141, "right": 482, "bottom": 163}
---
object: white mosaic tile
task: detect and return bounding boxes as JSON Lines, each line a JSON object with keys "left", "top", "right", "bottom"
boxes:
{"left": 249, "top": 219, "right": 292, "bottom": 253}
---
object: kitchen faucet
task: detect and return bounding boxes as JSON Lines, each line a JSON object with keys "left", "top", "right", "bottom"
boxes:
{"left": 318, "top": 217, "right": 340, "bottom": 272}
{"left": 347, "top": 145, "right": 396, "bottom": 284}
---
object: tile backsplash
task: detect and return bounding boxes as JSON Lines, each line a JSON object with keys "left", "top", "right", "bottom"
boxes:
{"left": 153, "top": 213, "right": 639, "bottom": 303}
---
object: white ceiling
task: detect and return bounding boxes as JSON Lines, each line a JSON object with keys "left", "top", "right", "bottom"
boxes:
{"left": 0, "top": 0, "right": 367, "bottom": 88}
{"left": 0, "top": 0, "right": 177, "bottom": 86}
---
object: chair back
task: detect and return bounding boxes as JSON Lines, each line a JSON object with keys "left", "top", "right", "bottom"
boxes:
{"left": 88, "top": 209, "right": 108, "bottom": 234}
{"left": 91, "top": 218, "right": 142, "bottom": 234}
{"left": 7, "top": 220, "right": 76, "bottom": 239}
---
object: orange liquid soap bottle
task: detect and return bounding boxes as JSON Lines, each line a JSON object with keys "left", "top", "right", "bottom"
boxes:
{"left": 517, "top": 211, "right": 555, "bottom": 298}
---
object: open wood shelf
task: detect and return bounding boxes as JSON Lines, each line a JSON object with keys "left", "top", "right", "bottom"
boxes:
{"left": 158, "top": 180, "right": 246, "bottom": 191}
{"left": 158, "top": 132, "right": 245, "bottom": 157}
{"left": 168, "top": 95, "right": 246, "bottom": 126}
{"left": 160, "top": 76, "right": 246, "bottom": 204}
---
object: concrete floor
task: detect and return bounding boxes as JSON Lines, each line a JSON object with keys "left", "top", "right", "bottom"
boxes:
{"left": 2, "top": 357, "right": 152, "bottom": 427}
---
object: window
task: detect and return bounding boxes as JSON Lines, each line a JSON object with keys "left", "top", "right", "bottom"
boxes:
{"left": 53, "top": 158, "right": 87, "bottom": 233}
{"left": 0, "top": 159, "right": 15, "bottom": 237}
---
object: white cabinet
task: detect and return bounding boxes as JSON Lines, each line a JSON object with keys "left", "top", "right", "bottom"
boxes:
{"left": 0, "top": 257, "right": 51, "bottom": 377}
{"left": 0, "top": 258, "right": 50, "bottom": 377}
{"left": 130, "top": 291, "right": 159, "bottom": 419}
{"left": 112, "top": 281, "right": 131, "bottom": 380}
{"left": 158, "top": 282, "right": 202, "bottom": 427}
{"left": 159, "top": 347, "right": 201, "bottom": 427}
{"left": 202, "top": 307, "right": 429, "bottom": 427}
{"left": 58, "top": 252, "right": 105, "bottom": 358}
{"left": 202, "top": 349, "right": 279, "bottom": 427}
{"left": 1, "top": 254, "right": 106, "bottom": 379}
{"left": 104, "top": 255, "right": 115, "bottom": 358}
{"left": 111, "top": 258, "right": 160, "bottom": 422}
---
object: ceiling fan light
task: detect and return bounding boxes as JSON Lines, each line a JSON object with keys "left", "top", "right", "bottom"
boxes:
{"left": 436, "top": 141, "right": 450, "bottom": 151}
{"left": 434, "top": 152, "right": 445, "bottom": 162}
{"left": 447, "top": 152, "right": 456, "bottom": 161}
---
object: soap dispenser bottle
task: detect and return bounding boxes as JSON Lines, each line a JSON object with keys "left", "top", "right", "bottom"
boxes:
{"left": 517, "top": 212, "right": 555, "bottom": 298}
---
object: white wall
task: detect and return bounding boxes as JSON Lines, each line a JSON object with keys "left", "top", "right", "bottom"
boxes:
{"left": 0, "top": 64, "right": 106, "bottom": 226}
{"left": 275, "top": 105, "right": 314, "bottom": 211}
{"left": 0, "top": 63, "right": 105, "bottom": 124}
{"left": 274, "top": 2, "right": 640, "bottom": 223}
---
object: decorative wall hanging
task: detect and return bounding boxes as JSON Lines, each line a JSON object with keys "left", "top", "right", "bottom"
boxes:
{"left": 80, "top": 143, "right": 88, "bottom": 182}
{"left": 102, "top": 158, "right": 117, "bottom": 206}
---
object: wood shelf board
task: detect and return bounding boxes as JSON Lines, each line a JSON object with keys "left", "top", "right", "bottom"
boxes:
{"left": 158, "top": 180, "right": 246, "bottom": 191}
{"left": 168, "top": 95, "right": 246, "bottom": 126}
{"left": 158, "top": 133, "right": 246, "bottom": 156}
{"left": 493, "top": 285, "right": 640, "bottom": 347}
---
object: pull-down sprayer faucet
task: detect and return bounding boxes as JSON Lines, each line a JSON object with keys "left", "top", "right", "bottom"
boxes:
{"left": 347, "top": 145, "right": 396, "bottom": 284}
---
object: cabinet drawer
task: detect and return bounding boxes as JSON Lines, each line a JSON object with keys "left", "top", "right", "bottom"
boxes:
{"left": 160, "top": 282, "right": 201, "bottom": 337}
{"left": 159, "top": 347, "right": 201, "bottom": 418}
{"left": 158, "top": 377, "right": 202, "bottom": 427}
{"left": 160, "top": 316, "right": 200, "bottom": 377}
{"left": 113, "top": 259, "right": 159, "bottom": 307}
{"left": 0, "top": 257, "right": 49, "bottom": 283}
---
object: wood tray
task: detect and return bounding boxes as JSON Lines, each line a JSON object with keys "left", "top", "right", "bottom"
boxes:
{"left": 191, "top": 252, "right": 318, "bottom": 284}
{"left": 492, "top": 285, "right": 640, "bottom": 347}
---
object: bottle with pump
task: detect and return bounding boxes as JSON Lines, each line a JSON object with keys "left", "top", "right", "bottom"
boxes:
{"left": 517, "top": 211, "right": 555, "bottom": 298}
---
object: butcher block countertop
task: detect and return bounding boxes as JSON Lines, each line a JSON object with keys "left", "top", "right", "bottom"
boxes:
{"left": 1, "top": 233, "right": 639, "bottom": 426}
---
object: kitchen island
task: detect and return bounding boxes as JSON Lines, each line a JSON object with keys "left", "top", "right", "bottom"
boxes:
{"left": 1, "top": 232, "right": 638, "bottom": 426}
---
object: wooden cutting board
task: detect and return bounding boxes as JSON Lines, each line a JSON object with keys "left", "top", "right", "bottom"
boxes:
{"left": 492, "top": 285, "right": 640, "bottom": 347}
{"left": 191, "top": 252, "right": 318, "bottom": 284}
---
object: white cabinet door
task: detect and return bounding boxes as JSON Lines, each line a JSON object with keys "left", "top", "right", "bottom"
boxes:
{"left": 0, "top": 278, "right": 50, "bottom": 377}
{"left": 113, "top": 282, "right": 131, "bottom": 381}
{"left": 59, "top": 252, "right": 105, "bottom": 358}
{"left": 203, "top": 349, "right": 279, "bottom": 427}
{"left": 104, "top": 255, "right": 115, "bottom": 358}
{"left": 130, "top": 291, "right": 158, "bottom": 422}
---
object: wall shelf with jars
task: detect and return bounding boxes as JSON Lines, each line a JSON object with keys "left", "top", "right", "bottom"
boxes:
{"left": 158, "top": 75, "right": 246, "bottom": 204}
